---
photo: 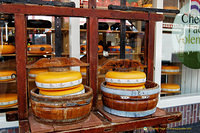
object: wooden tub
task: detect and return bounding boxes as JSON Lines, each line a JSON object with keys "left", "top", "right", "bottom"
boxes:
{"left": 30, "top": 86, "right": 93, "bottom": 124}
{"left": 101, "top": 81, "right": 160, "bottom": 117}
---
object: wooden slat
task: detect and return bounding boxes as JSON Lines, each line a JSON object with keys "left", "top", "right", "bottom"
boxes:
{"left": 87, "top": 17, "right": 99, "bottom": 109}
{"left": 15, "top": 13, "right": 28, "bottom": 120}
{"left": 19, "top": 120, "right": 30, "bottom": 133}
{"left": 0, "top": 4, "right": 163, "bottom": 21}
{"left": 147, "top": 21, "right": 155, "bottom": 81}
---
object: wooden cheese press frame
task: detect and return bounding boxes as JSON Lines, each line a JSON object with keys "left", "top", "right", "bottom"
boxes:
{"left": 0, "top": 0, "right": 181, "bottom": 132}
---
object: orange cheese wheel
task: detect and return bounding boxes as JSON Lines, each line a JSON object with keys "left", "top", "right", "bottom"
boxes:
{"left": 27, "top": 44, "right": 52, "bottom": 54}
{"left": 143, "top": 4, "right": 152, "bottom": 8}
{"left": 162, "top": 66, "right": 180, "bottom": 73}
{"left": 39, "top": 84, "right": 85, "bottom": 96}
{"left": 105, "top": 71, "right": 146, "bottom": 86}
{"left": 35, "top": 71, "right": 82, "bottom": 90}
{"left": 0, "top": 70, "right": 16, "bottom": 82}
{"left": 0, "top": 94, "right": 18, "bottom": 108}
{"left": 0, "top": 45, "right": 15, "bottom": 54}
{"left": 161, "top": 83, "right": 180, "bottom": 93}
{"left": 108, "top": 46, "right": 132, "bottom": 53}
{"left": 164, "top": 6, "right": 178, "bottom": 10}
{"left": 80, "top": 45, "right": 103, "bottom": 53}
{"left": 29, "top": 68, "right": 48, "bottom": 78}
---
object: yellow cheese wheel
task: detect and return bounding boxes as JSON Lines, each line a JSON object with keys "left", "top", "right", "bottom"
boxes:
{"left": 161, "top": 83, "right": 180, "bottom": 93}
{"left": 162, "top": 66, "right": 180, "bottom": 73}
{"left": 106, "top": 84, "right": 145, "bottom": 90}
{"left": 0, "top": 45, "right": 15, "bottom": 54}
{"left": 0, "top": 70, "right": 16, "bottom": 81}
{"left": 27, "top": 44, "right": 52, "bottom": 54}
{"left": 29, "top": 68, "right": 48, "bottom": 78}
{"left": 38, "top": 84, "right": 81, "bottom": 91}
{"left": 105, "top": 71, "right": 146, "bottom": 86}
{"left": 35, "top": 71, "right": 82, "bottom": 89}
{"left": 0, "top": 94, "right": 18, "bottom": 108}
{"left": 39, "top": 84, "right": 85, "bottom": 96}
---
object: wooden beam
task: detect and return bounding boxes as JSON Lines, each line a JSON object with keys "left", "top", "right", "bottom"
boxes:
{"left": 147, "top": 21, "right": 155, "bottom": 81}
{"left": 87, "top": 17, "right": 98, "bottom": 109}
{"left": 15, "top": 13, "right": 28, "bottom": 120}
{"left": 0, "top": 4, "right": 163, "bottom": 21}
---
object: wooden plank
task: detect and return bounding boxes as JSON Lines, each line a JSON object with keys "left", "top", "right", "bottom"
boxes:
{"left": 29, "top": 114, "right": 54, "bottom": 133}
{"left": 87, "top": 17, "right": 99, "bottom": 109}
{"left": 147, "top": 21, "right": 155, "bottom": 81}
{"left": 19, "top": 120, "right": 30, "bottom": 133}
{"left": 53, "top": 112, "right": 103, "bottom": 132}
{"left": 0, "top": 4, "right": 163, "bottom": 21}
{"left": 15, "top": 13, "right": 28, "bottom": 120}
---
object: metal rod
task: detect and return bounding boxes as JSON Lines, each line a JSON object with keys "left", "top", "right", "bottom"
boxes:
{"left": 55, "top": 16, "right": 62, "bottom": 57}
{"left": 120, "top": 0, "right": 126, "bottom": 59}
{"left": 108, "top": 5, "right": 180, "bottom": 14}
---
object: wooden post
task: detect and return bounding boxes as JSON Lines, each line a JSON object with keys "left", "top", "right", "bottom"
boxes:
{"left": 15, "top": 13, "right": 28, "bottom": 120}
{"left": 147, "top": 20, "right": 155, "bottom": 81}
{"left": 87, "top": 0, "right": 98, "bottom": 109}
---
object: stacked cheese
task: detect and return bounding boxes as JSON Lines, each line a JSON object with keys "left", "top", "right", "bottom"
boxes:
{"left": 0, "top": 70, "right": 17, "bottom": 108}
{"left": 35, "top": 71, "right": 84, "bottom": 96}
{"left": 105, "top": 71, "right": 146, "bottom": 90}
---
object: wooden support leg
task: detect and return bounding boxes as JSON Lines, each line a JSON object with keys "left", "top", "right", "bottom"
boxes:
{"left": 15, "top": 13, "right": 28, "bottom": 120}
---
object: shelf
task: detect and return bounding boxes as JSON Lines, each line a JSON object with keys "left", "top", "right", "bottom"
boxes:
{"left": 0, "top": 53, "right": 54, "bottom": 57}
{"left": 0, "top": 80, "right": 16, "bottom": 83}
{"left": 80, "top": 29, "right": 143, "bottom": 34}
{"left": 98, "top": 52, "right": 144, "bottom": 56}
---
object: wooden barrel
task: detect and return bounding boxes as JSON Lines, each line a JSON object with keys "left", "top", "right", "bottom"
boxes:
{"left": 101, "top": 81, "right": 160, "bottom": 117}
{"left": 30, "top": 85, "right": 93, "bottom": 124}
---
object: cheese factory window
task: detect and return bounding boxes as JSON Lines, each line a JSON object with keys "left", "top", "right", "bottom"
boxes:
{"left": 161, "top": 0, "right": 200, "bottom": 97}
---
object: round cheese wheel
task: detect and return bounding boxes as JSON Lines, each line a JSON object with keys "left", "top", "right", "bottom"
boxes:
{"left": 106, "top": 84, "right": 145, "bottom": 90}
{"left": 27, "top": 44, "right": 52, "bottom": 54}
{"left": 0, "top": 45, "right": 15, "bottom": 54}
{"left": 105, "top": 71, "right": 146, "bottom": 86}
{"left": 0, "top": 94, "right": 17, "bottom": 108}
{"left": 161, "top": 83, "right": 180, "bottom": 93}
{"left": 39, "top": 84, "right": 85, "bottom": 96}
{"left": 80, "top": 45, "right": 103, "bottom": 53}
{"left": 35, "top": 71, "right": 82, "bottom": 89}
{"left": 143, "top": 4, "right": 152, "bottom": 8}
{"left": 80, "top": 67, "right": 100, "bottom": 76}
{"left": 164, "top": 6, "right": 178, "bottom": 10}
{"left": 29, "top": 68, "right": 48, "bottom": 78}
{"left": 0, "top": 70, "right": 16, "bottom": 82}
{"left": 162, "top": 66, "right": 180, "bottom": 73}
{"left": 108, "top": 46, "right": 132, "bottom": 53}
